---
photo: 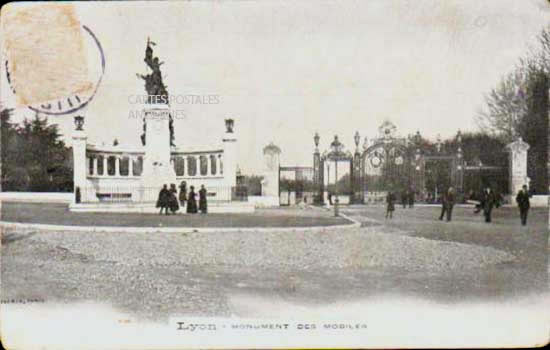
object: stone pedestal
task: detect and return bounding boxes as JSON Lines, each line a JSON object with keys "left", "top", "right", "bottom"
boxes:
{"left": 140, "top": 104, "right": 176, "bottom": 195}
{"left": 313, "top": 151, "right": 324, "bottom": 205}
{"left": 72, "top": 130, "right": 88, "bottom": 203}
{"left": 260, "top": 142, "right": 281, "bottom": 206}
{"left": 222, "top": 129, "right": 238, "bottom": 188}
{"left": 506, "top": 137, "right": 530, "bottom": 197}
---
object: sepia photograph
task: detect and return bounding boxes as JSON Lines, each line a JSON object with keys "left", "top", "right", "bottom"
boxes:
{"left": 0, "top": 1, "right": 549, "bottom": 348}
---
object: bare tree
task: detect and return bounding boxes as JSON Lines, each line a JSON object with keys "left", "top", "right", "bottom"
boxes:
{"left": 476, "top": 26, "right": 550, "bottom": 142}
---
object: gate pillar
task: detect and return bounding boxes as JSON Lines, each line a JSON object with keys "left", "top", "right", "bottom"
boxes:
{"left": 313, "top": 132, "right": 324, "bottom": 205}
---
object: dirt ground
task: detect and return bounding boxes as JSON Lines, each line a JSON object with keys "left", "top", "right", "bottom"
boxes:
{"left": 1, "top": 205, "right": 547, "bottom": 322}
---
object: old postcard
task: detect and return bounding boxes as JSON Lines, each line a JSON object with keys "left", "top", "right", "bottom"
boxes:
{"left": 1, "top": 0, "right": 549, "bottom": 348}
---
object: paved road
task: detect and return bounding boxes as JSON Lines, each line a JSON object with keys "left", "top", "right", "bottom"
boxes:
{"left": 1, "top": 205, "right": 547, "bottom": 321}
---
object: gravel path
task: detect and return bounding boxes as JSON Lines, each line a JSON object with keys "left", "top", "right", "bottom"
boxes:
{"left": 2, "top": 206, "right": 545, "bottom": 321}
{"left": 7, "top": 226, "right": 514, "bottom": 272}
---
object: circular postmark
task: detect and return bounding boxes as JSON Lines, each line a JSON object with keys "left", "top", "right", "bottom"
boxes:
{"left": 4, "top": 24, "right": 105, "bottom": 116}
{"left": 2, "top": 4, "right": 105, "bottom": 116}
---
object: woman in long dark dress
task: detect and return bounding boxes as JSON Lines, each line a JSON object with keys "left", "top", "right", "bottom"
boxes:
{"left": 178, "top": 181, "right": 187, "bottom": 208}
{"left": 199, "top": 184, "right": 208, "bottom": 214}
{"left": 168, "top": 183, "right": 179, "bottom": 213}
{"left": 187, "top": 186, "right": 198, "bottom": 214}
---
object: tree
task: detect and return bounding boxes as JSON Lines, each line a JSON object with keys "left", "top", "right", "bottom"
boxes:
{"left": 477, "top": 26, "right": 550, "bottom": 142}
{"left": 1, "top": 112, "right": 73, "bottom": 192}
{"left": 476, "top": 26, "right": 550, "bottom": 194}
{"left": 1, "top": 107, "right": 24, "bottom": 190}
{"left": 476, "top": 70, "right": 527, "bottom": 141}
{"left": 523, "top": 67, "right": 549, "bottom": 194}
{"left": 443, "top": 131, "right": 508, "bottom": 167}
{"left": 242, "top": 175, "right": 263, "bottom": 196}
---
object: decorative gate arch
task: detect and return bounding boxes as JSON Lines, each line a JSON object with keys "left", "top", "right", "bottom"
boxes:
{"left": 313, "top": 121, "right": 464, "bottom": 204}
{"left": 357, "top": 121, "right": 415, "bottom": 197}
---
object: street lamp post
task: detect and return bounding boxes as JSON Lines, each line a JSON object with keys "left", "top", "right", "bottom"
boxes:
{"left": 335, "top": 158, "right": 339, "bottom": 216}
{"left": 352, "top": 131, "right": 361, "bottom": 203}
{"left": 327, "top": 162, "right": 330, "bottom": 204}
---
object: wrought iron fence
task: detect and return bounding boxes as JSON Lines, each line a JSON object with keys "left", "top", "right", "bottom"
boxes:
{"left": 231, "top": 186, "right": 248, "bottom": 202}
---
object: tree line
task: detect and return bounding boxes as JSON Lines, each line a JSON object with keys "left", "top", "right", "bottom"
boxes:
{"left": 477, "top": 26, "right": 550, "bottom": 194}
{"left": 1, "top": 108, "right": 73, "bottom": 192}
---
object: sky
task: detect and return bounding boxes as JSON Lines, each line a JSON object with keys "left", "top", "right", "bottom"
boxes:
{"left": 1, "top": 0, "right": 549, "bottom": 174}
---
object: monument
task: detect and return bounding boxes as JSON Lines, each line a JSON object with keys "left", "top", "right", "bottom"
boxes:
{"left": 69, "top": 38, "right": 252, "bottom": 212}
{"left": 506, "top": 137, "right": 530, "bottom": 197}
{"left": 136, "top": 39, "right": 176, "bottom": 190}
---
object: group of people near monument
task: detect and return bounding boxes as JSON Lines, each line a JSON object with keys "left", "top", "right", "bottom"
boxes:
{"left": 385, "top": 184, "right": 531, "bottom": 225}
{"left": 156, "top": 181, "right": 208, "bottom": 215}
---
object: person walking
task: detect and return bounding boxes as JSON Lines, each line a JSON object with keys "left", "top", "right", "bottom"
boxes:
{"left": 156, "top": 184, "right": 170, "bottom": 215}
{"left": 439, "top": 187, "right": 455, "bottom": 222}
{"left": 168, "top": 183, "right": 179, "bottom": 214}
{"left": 482, "top": 186, "right": 497, "bottom": 223}
{"left": 187, "top": 185, "right": 198, "bottom": 214}
{"left": 401, "top": 189, "right": 408, "bottom": 209}
{"left": 516, "top": 184, "right": 530, "bottom": 226}
{"left": 408, "top": 189, "right": 415, "bottom": 208}
{"left": 178, "top": 181, "right": 187, "bottom": 209}
{"left": 199, "top": 184, "right": 208, "bottom": 214}
{"left": 386, "top": 191, "right": 396, "bottom": 219}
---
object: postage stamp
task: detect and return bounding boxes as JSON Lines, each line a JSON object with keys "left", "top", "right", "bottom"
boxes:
{"left": 0, "top": 1, "right": 549, "bottom": 349}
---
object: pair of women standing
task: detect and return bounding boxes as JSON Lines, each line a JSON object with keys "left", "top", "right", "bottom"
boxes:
{"left": 178, "top": 181, "right": 207, "bottom": 214}
{"left": 156, "top": 183, "right": 179, "bottom": 215}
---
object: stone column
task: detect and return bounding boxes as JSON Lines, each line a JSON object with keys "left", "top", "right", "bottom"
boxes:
{"left": 115, "top": 156, "right": 121, "bottom": 176}
{"left": 222, "top": 120, "right": 237, "bottom": 189}
{"left": 319, "top": 158, "right": 325, "bottom": 205}
{"left": 190, "top": 156, "right": 197, "bottom": 176}
{"left": 93, "top": 157, "right": 98, "bottom": 176}
{"left": 72, "top": 129, "right": 88, "bottom": 203}
{"left": 261, "top": 143, "right": 281, "bottom": 206}
{"left": 506, "top": 137, "right": 530, "bottom": 199}
{"left": 313, "top": 150, "right": 322, "bottom": 205}
{"left": 128, "top": 156, "right": 134, "bottom": 176}
{"left": 205, "top": 155, "right": 211, "bottom": 176}
{"left": 103, "top": 156, "right": 108, "bottom": 177}
{"left": 352, "top": 152, "right": 362, "bottom": 203}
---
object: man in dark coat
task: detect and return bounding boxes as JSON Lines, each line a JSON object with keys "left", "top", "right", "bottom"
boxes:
{"left": 156, "top": 184, "right": 170, "bottom": 215}
{"left": 516, "top": 185, "right": 530, "bottom": 226}
{"left": 482, "top": 186, "right": 497, "bottom": 223}
{"left": 386, "top": 191, "right": 396, "bottom": 219}
{"left": 439, "top": 187, "right": 455, "bottom": 222}
{"left": 199, "top": 184, "right": 208, "bottom": 214}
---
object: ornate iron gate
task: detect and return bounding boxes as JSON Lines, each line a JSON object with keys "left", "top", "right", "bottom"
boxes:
{"left": 312, "top": 121, "right": 465, "bottom": 204}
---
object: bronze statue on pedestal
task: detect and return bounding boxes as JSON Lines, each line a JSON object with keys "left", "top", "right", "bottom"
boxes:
{"left": 137, "top": 38, "right": 175, "bottom": 147}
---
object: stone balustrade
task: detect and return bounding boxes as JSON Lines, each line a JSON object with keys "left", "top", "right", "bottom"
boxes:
{"left": 85, "top": 145, "right": 224, "bottom": 180}
{"left": 171, "top": 150, "right": 224, "bottom": 179}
